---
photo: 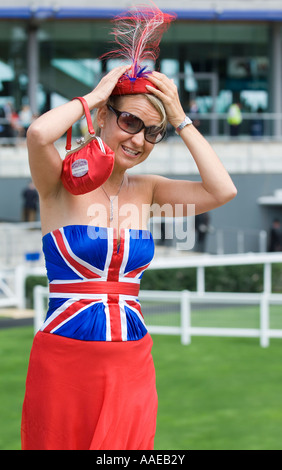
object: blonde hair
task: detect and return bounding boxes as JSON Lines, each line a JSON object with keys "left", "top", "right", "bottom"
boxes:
{"left": 93, "top": 94, "right": 167, "bottom": 137}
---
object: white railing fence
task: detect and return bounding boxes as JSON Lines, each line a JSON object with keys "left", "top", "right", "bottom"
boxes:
{"left": 139, "top": 289, "right": 282, "bottom": 348}
{"left": 0, "top": 222, "right": 43, "bottom": 267}
{"left": 148, "top": 252, "right": 282, "bottom": 294}
{"left": 0, "top": 216, "right": 272, "bottom": 269}
{"left": 0, "top": 268, "right": 18, "bottom": 308}
{"left": 28, "top": 252, "right": 282, "bottom": 348}
{"left": 32, "top": 286, "right": 282, "bottom": 348}
{"left": 211, "top": 227, "right": 268, "bottom": 255}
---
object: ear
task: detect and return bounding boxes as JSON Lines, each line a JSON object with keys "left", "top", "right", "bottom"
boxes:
{"left": 97, "top": 106, "right": 108, "bottom": 128}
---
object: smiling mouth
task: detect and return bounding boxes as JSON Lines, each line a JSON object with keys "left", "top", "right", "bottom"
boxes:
{"left": 122, "top": 145, "right": 141, "bottom": 157}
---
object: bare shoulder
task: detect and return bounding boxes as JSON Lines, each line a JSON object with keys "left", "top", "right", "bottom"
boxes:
{"left": 127, "top": 173, "right": 166, "bottom": 190}
{"left": 127, "top": 173, "right": 165, "bottom": 203}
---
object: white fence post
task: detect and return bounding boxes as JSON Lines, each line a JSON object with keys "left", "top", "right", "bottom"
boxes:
{"left": 14, "top": 265, "right": 26, "bottom": 309}
{"left": 259, "top": 231, "right": 267, "bottom": 252}
{"left": 197, "top": 266, "right": 205, "bottom": 294}
{"left": 34, "top": 285, "right": 47, "bottom": 334}
{"left": 263, "top": 262, "right": 272, "bottom": 294}
{"left": 180, "top": 290, "right": 191, "bottom": 345}
{"left": 260, "top": 293, "right": 269, "bottom": 348}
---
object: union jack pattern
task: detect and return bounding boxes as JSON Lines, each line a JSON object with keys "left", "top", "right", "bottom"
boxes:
{"left": 40, "top": 225, "right": 155, "bottom": 341}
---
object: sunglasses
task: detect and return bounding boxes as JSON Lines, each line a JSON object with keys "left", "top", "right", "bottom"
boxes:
{"left": 107, "top": 105, "right": 166, "bottom": 144}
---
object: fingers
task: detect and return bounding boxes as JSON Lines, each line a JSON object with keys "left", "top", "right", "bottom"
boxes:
{"left": 146, "top": 72, "right": 178, "bottom": 98}
{"left": 102, "top": 64, "right": 131, "bottom": 91}
{"left": 106, "top": 65, "right": 132, "bottom": 82}
{"left": 147, "top": 71, "right": 175, "bottom": 86}
{"left": 145, "top": 72, "right": 185, "bottom": 128}
{"left": 108, "top": 64, "right": 131, "bottom": 77}
{"left": 89, "top": 65, "right": 131, "bottom": 108}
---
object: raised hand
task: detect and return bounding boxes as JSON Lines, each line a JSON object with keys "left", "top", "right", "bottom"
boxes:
{"left": 145, "top": 71, "right": 186, "bottom": 129}
{"left": 87, "top": 65, "right": 131, "bottom": 109}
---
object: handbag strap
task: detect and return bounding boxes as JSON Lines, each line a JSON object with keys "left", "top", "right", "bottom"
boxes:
{"left": 66, "top": 96, "right": 95, "bottom": 151}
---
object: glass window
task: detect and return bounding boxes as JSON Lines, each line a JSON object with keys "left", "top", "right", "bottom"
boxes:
{"left": 159, "top": 22, "right": 270, "bottom": 136}
{"left": 0, "top": 16, "right": 276, "bottom": 141}
{"left": 160, "top": 59, "right": 179, "bottom": 88}
{"left": 0, "top": 22, "right": 28, "bottom": 140}
{"left": 39, "top": 21, "right": 111, "bottom": 113}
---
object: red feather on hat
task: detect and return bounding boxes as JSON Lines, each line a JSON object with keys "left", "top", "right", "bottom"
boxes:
{"left": 101, "top": 3, "right": 176, "bottom": 95}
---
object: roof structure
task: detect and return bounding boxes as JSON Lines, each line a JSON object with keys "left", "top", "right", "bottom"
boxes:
{"left": 0, "top": 0, "right": 282, "bottom": 21}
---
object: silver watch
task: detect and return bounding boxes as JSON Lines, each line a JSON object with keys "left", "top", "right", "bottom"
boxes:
{"left": 175, "top": 116, "right": 193, "bottom": 135}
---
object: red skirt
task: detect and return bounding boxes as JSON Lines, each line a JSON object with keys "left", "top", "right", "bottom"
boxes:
{"left": 21, "top": 332, "right": 158, "bottom": 450}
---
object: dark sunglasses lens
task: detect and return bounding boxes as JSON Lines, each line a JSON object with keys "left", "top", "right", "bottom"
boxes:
{"left": 145, "top": 127, "right": 165, "bottom": 144}
{"left": 118, "top": 113, "right": 143, "bottom": 134}
{"left": 113, "top": 107, "right": 165, "bottom": 144}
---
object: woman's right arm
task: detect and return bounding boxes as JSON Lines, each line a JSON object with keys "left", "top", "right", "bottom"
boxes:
{"left": 26, "top": 99, "right": 88, "bottom": 199}
{"left": 26, "top": 65, "right": 129, "bottom": 199}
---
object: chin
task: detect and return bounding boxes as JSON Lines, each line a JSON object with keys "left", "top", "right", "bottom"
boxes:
{"left": 115, "top": 151, "right": 147, "bottom": 169}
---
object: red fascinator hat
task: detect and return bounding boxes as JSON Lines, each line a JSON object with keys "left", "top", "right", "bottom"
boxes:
{"left": 102, "top": 4, "right": 176, "bottom": 96}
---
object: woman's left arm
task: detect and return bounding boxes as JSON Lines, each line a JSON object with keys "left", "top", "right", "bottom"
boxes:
{"left": 146, "top": 72, "right": 237, "bottom": 215}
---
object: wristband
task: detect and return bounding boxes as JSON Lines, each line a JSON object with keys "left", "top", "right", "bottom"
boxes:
{"left": 175, "top": 116, "right": 192, "bottom": 135}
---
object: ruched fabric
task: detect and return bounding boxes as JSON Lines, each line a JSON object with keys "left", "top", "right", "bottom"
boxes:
{"left": 21, "top": 331, "right": 158, "bottom": 450}
{"left": 21, "top": 225, "right": 157, "bottom": 450}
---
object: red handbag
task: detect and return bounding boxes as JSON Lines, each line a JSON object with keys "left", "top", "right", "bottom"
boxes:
{"left": 61, "top": 96, "right": 114, "bottom": 195}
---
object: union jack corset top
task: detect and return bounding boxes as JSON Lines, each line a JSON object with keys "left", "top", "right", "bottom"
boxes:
{"left": 40, "top": 225, "right": 155, "bottom": 341}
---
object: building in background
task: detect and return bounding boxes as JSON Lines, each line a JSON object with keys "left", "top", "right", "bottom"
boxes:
{"left": 0, "top": 0, "right": 281, "bottom": 138}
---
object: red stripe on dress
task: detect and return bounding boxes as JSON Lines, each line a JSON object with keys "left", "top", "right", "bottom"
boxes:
{"left": 53, "top": 229, "right": 100, "bottom": 279}
{"left": 49, "top": 280, "right": 140, "bottom": 296}
{"left": 126, "top": 300, "right": 144, "bottom": 319}
{"left": 108, "top": 294, "right": 122, "bottom": 342}
{"left": 43, "top": 298, "right": 98, "bottom": 333}
{"left": 124, "top": 263, "right": 150, "bottom": 278}
{"left": 107, "top": 228, "right": 126, "bottom": 282}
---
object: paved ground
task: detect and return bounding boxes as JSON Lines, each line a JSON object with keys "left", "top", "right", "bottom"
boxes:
{"left": 0, "top": 308, "right": 34, "bottom": 329}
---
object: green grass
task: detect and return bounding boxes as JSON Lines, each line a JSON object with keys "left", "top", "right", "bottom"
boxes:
{"left": 145, "top": 304, "right": 282, "bottom": 330}
{"left": 0, "top": 327, "right": 32, "bottom": 450}
{"left": 1, "top": 325, "right": 282, "bottom": 450}
{"left": 153, "top": 335, "right": 282, "bottom": 450}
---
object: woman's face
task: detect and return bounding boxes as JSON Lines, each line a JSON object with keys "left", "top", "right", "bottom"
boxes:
{"left": 99, "top": 95, "right": 162, "bottom": 170}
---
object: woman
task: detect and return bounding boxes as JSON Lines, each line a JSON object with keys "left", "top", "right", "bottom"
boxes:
{"left": 21, "top": 65, "right": 236, "bottom": 450}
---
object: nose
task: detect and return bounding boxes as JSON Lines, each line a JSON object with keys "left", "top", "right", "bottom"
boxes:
{"left": 130, "top": 129, "right": 146, "bottom": 146}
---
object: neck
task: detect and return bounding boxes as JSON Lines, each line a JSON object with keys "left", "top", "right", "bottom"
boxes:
{"left": 103, "top": 169, "right": 126, "bottom": 190}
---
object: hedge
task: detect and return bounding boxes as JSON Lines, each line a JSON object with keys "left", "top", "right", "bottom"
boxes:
{"left": 142, "top": 264, "right": 282, "bottom": 293}
{"left": 24, "top": 263, "right": 282, "bottom": 307}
